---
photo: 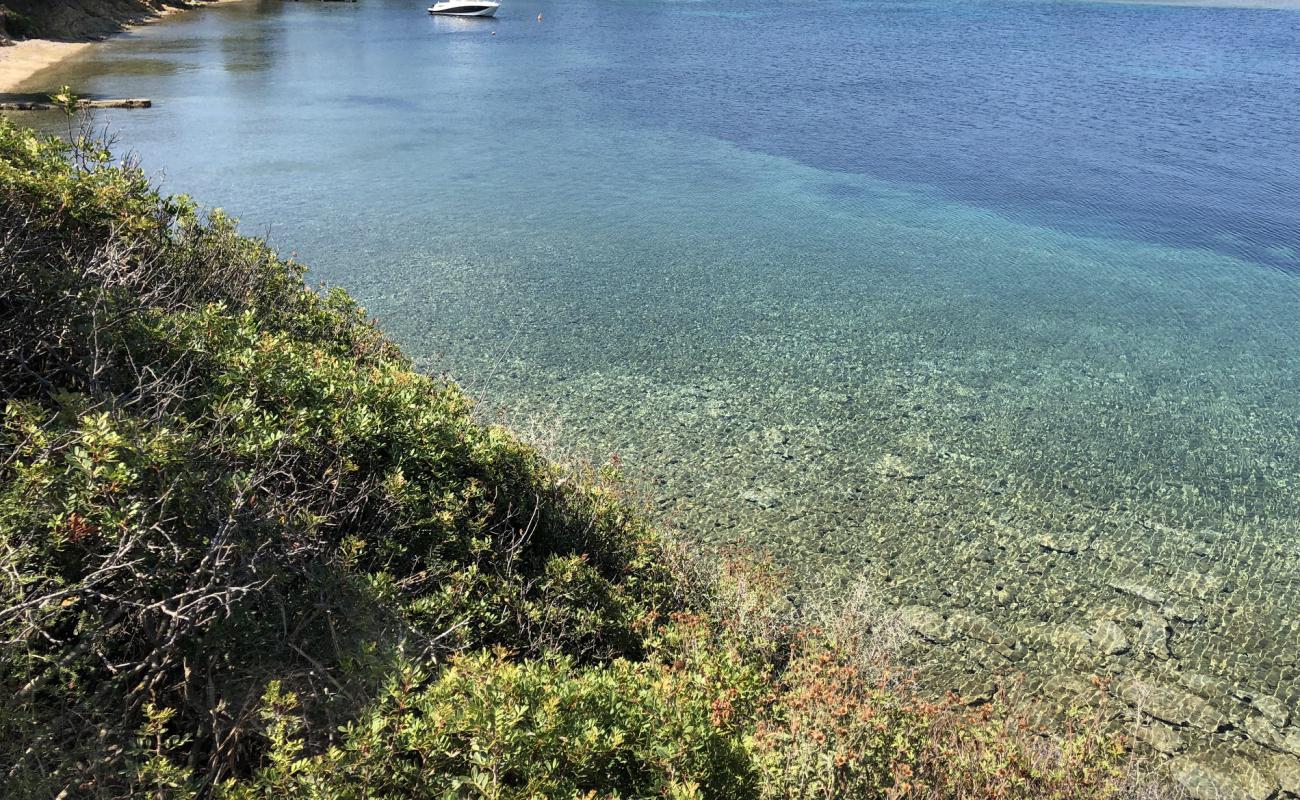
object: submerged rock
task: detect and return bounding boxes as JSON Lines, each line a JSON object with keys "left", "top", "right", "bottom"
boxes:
{"left": 1092, "top": 620, "right": 1130, "bottom": 656}
{"left": 1172, "top": 572, "right": 1224, "bottom": 600}
{"left": 741, "top": 487, "right": 781, "bottom": 509}
{"left": 899, "top": 605, "right": 950, "bottom": 643}
{"left": 1255, "top": 695, "right": 1292, "bottom": 729}
{"left": 872, "top": 453, "right": 926, "bottom": 480}
{"left": 1119, "top": 679, "right": 1227, "bottom": 732}
{"left": 1271, "top": 753, "right": 1300, "bottom": 797}
{"left": 1246, "top": 714, "right": 1285, "bottom": 751}
{"left": 950, "top": 612, "right": 1010, "bottom": 646}
{"left": 1162, "top": 599, "right": 1205, "bottom": 624}
{"left": 1135, "top": 721, "right": 1184, "bottom": 754}
{"left": 1035, "top": 532, "right": 1089, "bottom": 555}
{"left": 1169, "top": 756, "right": 1275, "bottom": 800}
{"left": 1108, "top": 579, "right": 1165, "bottom": 606}
{"left": 950, "top": 612, "right": 1020, "bottom": 659}
{"left": 1178, "top": 671, "right": 1233, "bottom": 700}
{"left": 1284, "top": 727, "right": 1300, "bottom": 757}
{"left": 1134, "top": 611, "right": 1171, "bottom": 660}
{"left": 1050, "top": 623, "right": 1093, "bottom": 654}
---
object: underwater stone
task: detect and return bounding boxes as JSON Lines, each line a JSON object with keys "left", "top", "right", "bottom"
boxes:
{"left": 1135, "top": 721, "right": 1184, "bottom": 754}
{"left": 740, "top": 488, "right": 781, "bottom": 509}
{"left": 1282, "top": 727, "right": 1300, "bottom": 757}
{"left": 1271, "top": 754, "right": 1300, "bottom": 797}
{"left": 953, "top": 674, "right": 998, "bottom": 704}
{"left": 899, "top": 605, "right": 950, "bottom": 643}
{"left": 1035, "top": 532, "right": 1088, "bottom": 554}
{"left": 1246, "top": 714, "right": 1285, "bottom": 751}
{"left": 1169, "top": 756, "right": 1275, "bottom": 800}
{"left": 1134, "top": 611, "right": 1171, "bottom": 660}
{"left": 1237, "top": 718, "right": 1289, "bottom": 754}
{"left": 1178, "top": 671, "right": 1233, "bottom": 700}
{"left": 950, "top": 612, "right": 1012, "bottom": 647}
{"left": 1254, "top": 696, "right": 1291, "bottom": 729}
{"left": 872, "top": 453, "right": 926, "bottom": 480}
{"left": 1092, "top": 620, "right": 1130, "bottom": 656}
{"left": 1119, "top": 679, "right": 1227, "bottom": 731}
{"left": 1172, "top": 572, "right": 1224, "bottom": 600}
{"left": 1108, "top": 579, "right": 1165, "bottom": 606}
{"left": 1050, "top": 623, "right": 1093, "bottom": 654}
{"left": 1162, "top": 600, "right": 1205, "bottom": 625}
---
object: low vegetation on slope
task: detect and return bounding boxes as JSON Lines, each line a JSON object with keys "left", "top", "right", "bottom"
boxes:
{"left": 0, "top": 117, "right": 1163, "bottom": 799}
{"left": 0, "top": 0, "right": 197, "bottom": 43}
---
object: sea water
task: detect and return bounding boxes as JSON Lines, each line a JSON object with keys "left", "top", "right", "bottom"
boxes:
{"left": 15, "top": 0, "right": 1300, "bottom": 774}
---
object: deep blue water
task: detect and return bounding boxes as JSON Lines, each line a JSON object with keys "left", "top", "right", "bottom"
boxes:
{"left": 591, "top": 0, "right": 1300, "bottom": 270}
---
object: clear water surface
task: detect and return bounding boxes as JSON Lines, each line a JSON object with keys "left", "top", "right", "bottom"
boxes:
{"left": 15, "top": 0, "right": 1300, "bottom": 773}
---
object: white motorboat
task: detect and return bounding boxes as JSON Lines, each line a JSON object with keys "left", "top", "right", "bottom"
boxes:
{"left": 428, "top": 0, "right": 499, "bottom": 16}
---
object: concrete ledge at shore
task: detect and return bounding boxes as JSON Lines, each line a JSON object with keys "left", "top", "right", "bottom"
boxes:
{"left": 0, "top": 96, "right": 151, "bottom": 110}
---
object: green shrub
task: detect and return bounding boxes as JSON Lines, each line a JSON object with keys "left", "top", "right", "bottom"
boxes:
{"left": 0, "top": 117, "right": 678, "bottom": 797}
{"left": 224, "top": 631, "right": 766, "bottom": 800}
{"left": 1, "top": 6, "right": 40, "bottom": 39}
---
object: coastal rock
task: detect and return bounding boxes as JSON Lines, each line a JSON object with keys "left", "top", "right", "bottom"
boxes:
{"left": 1050, "top": 623, "right": 1093, "bottom": 654}
{"left": 953, "top": 674, "right": 998, "bottom": 705}
{"left": 1119, "top": 679, "right": 1227, "bottom": 732}
{"left": 1172, "top": 572, "right": 1224, "bottom": 600}
{"left": 1162, "top": 599, "right": 1205, "bottom": 624}
{"left": 1270, "top": 753, "right": 1300, "bottom": 797}
{"left": 872, "top": 453, "right": 925, "bottom": 480}
{"left": 1255, "top": 695, "right": 1291, "bottom": 729}
{"left": 1245, "top": 714, "right": 1284, "bottom": 751}
{"left": 1135, "top": 721, "right": 1185, "bottom": 754}
{"left": 1092, "top": 620, "right": 1130, "bottom": 656}
{"left": 1170, "top": 756, "right": 1275, "bottom": 800}
{"left": 1134, "top": 611, "right": 1171, "bottom": 660}
{"left": 950, "top": 612, "right": 1011, "bottom": 646}
{"left": 899, "top": 605, "right": 950, "bottom": 643}
{"left": 950, "top": 612, "right": 1020, "bottom": 659}
{"left": 1035, "top": 532, "right": 1089, "bottom": 555}
{"left": 741, "top": 488, "right": 781, "bottom": 509}
{"left": 761, "top": 427, "right": 787, "bottom": 448}
{"left": 1043, "top": 674, "right": 1096, "bottom": 706}
{"left": 1109, "top": 579, "right": 1165, "bottom": 606}
{"left": 1178, "top": 671, "right": 1233, "bottom": 700}
{"left": 1283, "top": 727, "right": 1300, "bottom": 757}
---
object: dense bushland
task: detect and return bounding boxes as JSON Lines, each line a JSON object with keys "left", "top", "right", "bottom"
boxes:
{"left": 0, "top": 118, "right": 1167, "bottom": 799}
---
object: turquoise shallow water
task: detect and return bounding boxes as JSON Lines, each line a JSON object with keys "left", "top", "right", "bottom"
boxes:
{"left": 13, "top": 0, "right": 1300, "bottom": 775}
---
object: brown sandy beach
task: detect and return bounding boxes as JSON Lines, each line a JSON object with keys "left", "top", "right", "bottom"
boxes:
{"left": 0, "top": 39, "right": 95, "bottom": 92}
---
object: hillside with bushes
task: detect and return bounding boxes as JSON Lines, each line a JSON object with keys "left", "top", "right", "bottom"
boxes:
{"left": 0, "top": 0, "right": 200, "bottom": 43}
{"left": 0, "top": 117, "right": 1165, "bottom": 799}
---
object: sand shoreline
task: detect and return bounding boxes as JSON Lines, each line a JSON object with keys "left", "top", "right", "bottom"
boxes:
{"left": 0, "top": 40, "right": 96, "bottom": 94}
{"left": 0, "top": 1, "right": 239, "bottom": 94}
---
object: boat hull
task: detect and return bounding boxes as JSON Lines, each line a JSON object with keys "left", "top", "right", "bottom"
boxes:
{"left": 428, "top": 4, "right": 498, "bottom": 15}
